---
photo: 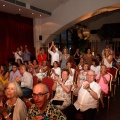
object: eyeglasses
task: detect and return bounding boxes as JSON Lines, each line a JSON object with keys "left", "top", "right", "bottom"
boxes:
{"left": 32, "top": 92, "right": 48, "bottom": 98}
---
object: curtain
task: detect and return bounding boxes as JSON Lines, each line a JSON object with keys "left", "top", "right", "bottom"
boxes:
{"left": 0, "top": 11, "right": 35, "bottom": 64}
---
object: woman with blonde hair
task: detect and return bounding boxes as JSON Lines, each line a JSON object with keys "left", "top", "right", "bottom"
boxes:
{"left": 0, "top": 82, "right": 27, "bottom": 120}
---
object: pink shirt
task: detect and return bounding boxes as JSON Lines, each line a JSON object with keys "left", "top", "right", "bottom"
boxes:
{"left": 96, "top": 73, "right": 110, "bottom": 94}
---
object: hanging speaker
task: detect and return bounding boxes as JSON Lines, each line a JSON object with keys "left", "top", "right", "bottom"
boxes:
{"left": 39, "top": 35, "right": 42, "bottom": 40}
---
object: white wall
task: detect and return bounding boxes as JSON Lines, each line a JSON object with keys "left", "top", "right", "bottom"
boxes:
{"left": 33, "top": 0, "right": 120, "bottom": 50}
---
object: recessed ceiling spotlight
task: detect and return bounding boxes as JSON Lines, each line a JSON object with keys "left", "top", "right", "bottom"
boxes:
{"left": 32, "top": 13, "right": 34, "bottom": 15}
{"left": 3, "top": 4, "right": 5, "bottom": 7}
{"left": 19, "top": 9, "right": 21, "bottom": 11}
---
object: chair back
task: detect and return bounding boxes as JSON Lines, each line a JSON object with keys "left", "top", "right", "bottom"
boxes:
{"left": 33, "top": 75, "right": 39, "bottom": 86}
{"left": 107, "top": 73, "right": 113, "bottom": 92}
{"left": 23, "top": 98, "right": 32, "bottom": 110}
{"left": 42, "top": 77, "right": 54, "bottom": 97}
{"left": 107, "top": 67, "right": 118, "bottom": 79}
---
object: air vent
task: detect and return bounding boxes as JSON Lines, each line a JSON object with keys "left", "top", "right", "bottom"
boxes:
{"left": 4, "top": 0, "right": 16, "bottom": 4}
{"left": 16, "top": 1, "right": 26, "bottom": 7}
{"left": 30, "top": 6, "right": 51, "bottom": 16}
{"left": 3, "top": 0, "right": 26, "bottom": 7}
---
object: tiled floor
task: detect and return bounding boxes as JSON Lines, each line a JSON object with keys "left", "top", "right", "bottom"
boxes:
{"left": 96, "top": 85, "right": 120, "bottom": 120}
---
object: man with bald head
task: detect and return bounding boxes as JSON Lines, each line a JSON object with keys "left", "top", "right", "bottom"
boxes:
{"left": 26, "top": 83, "right": 67, "bottom": 120}
{"left": 64, "top": 70, "right": 101, "bottom": 120}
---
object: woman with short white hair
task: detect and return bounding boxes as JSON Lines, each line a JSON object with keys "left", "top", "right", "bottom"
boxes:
{"left": 0, "top": 82, "right": 27, "bottom": 120}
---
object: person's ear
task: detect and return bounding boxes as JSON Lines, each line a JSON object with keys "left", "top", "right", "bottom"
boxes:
{"left": 47, "top": 93, "right": 50, "bottom": 100}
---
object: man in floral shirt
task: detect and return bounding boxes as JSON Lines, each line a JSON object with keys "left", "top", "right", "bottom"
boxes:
{"left": 26, "top": 83, "right": 66, "bottom": 120}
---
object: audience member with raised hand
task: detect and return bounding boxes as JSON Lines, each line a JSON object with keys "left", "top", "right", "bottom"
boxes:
{"left": 0, "top": 64, "right": 9, "bottom": 85}
{"left": 60, "top": 48, "right": 70, "bottom": 69}
{"left": 35, "top": 61, "right": 48, "bottom": 81}
{"left": 77, "top": 63, "right": 89, "bottom": 83}
{"left": 102, "top": 48, "right": 113, "bottom": 68}
{"left": 64, "top": 70, "right": 101, "bottom": 120}
{"left": 23, "top": 47, "right": 31, "bottom": 62}
{"left": 0, "top": 82, "right": 27, "bottom": 120}
{"left": 51, "top": 61, "right": 61, "bottom": 78}
{"left": 48, "top": 41, "right": 60, "bottom": 67}
{"left": 26, "top": 83, "right": 67, "bottom": 120}
{"left": 37, "top": 48, "right": 47, "bottom": 66}
{"left": 13, "top": 47, "right": 23, "bottom": 62}
{"left": 96, "top": 65, "right": 110, "bottom": 108}
{"left": 66, "top": 61, "right": 75, "bottom": 82}
{"left": 51, "top": 69, "right": 73, "bottom": 110}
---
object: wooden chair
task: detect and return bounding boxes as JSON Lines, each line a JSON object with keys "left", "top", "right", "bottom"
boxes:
{"left": 107, "top": 67, "right": 118, "bottom": 96}
{"left": 103, "top": 73, "right": 113, "bottom": 109}
{"left": 42, "top": 77, "right": 54, "bottom": 98}
{"left": 117, "top": 70, "right": 120, "bottom": 86}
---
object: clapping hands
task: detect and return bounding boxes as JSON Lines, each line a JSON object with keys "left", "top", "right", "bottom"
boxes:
{"left": 83, "top": 81, "right": 90, "bottom": 90}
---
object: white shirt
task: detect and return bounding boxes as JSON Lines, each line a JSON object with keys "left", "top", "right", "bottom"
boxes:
{"left": 51, "top": 67, "right": 61, "bottom": 78}
{"left": 90, "top": 65, "right": 100, "bottom": 75}
{"left": 48, "top": 48, "right": 60, "bottom": 65}
{"left": 69, "top": 68, "right": 75, "bottom": 82}
{"left": 14, "top": 51, "right": 23, "bottom": 62}
{"left": 74, "top": 81, "right": 101, "bottom": 112}
{"left": 21, "top": 72, "right": 33, "bottom": 89}
{"left": 103, "top": 56, "right": 112, "bottom": 68}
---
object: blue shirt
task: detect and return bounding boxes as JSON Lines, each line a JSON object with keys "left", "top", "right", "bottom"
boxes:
{"left": 23, "top": 52, "right": 31, "bottom": 61}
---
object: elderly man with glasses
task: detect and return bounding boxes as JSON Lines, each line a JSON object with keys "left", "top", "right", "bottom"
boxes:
{"left": 64, "top": 70, "right": 101, "bottom": 120}
{"left": 26, "top": 83, "right": 67, "bottom": 120}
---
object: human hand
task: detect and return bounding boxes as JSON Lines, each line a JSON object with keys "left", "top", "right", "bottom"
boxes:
{"left": 77, "top": 80, "right": 83, "bottom": 88}
{"left": 0, "top": 107, "right": 7, "bottom": 116}
{"left": 51, "top": 69, "right": 55, "bottom": 73}
{"left": 52, "top": 41, "right": 54, "bottom": 46}
{"left": 16, "top": 76, "right": 21, "bottom": 83}
{"left": 83, "top": 81, "right": 90, "bottom": 90}
{"left": 54, "top": 75, "right": 59, "bottom": 81}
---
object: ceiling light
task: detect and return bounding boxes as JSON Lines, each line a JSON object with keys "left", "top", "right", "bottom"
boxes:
{"left": 19, "top": 9, "right": 21, "bottom": 11}
{"left": 32, "top": 13, "right": 34, "bottom": 15}
{"left": 40, "top": 15, "right": 41, "bottom": 17}
{"left": 3, "top": 5, "right": 5, "bottom": 7}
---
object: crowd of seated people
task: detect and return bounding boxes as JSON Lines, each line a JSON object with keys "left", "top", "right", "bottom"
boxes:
{"left": 0, "top": 43, "right": 119, "bottom": 120}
